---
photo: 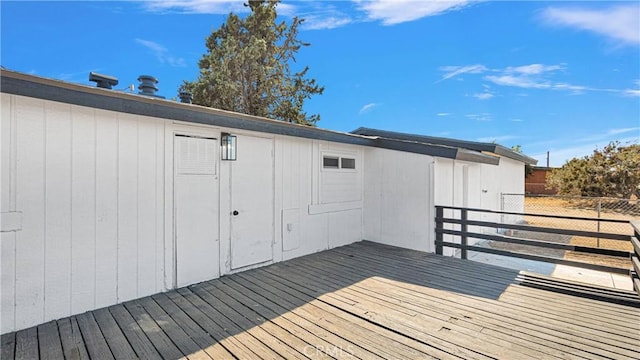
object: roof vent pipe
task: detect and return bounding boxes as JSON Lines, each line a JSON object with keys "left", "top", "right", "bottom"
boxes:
{"left": 179, "top": 91, "right": 193, "bottom": 104}
{"left": 89, "top": 72, "right": 118, "bottom": 89}
{"left": 137, "top": 75, "right": 164, "bottom": 98}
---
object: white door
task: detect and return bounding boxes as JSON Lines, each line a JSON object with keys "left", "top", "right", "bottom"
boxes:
{"left": 230, "top": 135, "right": 274, "bottom": 269}
{"left": 174, "top": 135, "right": 219, "bottom": 287}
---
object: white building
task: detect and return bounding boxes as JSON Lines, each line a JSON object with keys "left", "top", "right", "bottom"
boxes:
{"left": 0, "top": 70, "right": 537, "bottom": 333}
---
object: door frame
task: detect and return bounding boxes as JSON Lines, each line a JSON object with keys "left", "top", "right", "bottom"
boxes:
{"left": 164, "top": 123, "right": 221, "bottom": 290}
{"left": 219, "top": 131, "right": 276, "bottom": 275}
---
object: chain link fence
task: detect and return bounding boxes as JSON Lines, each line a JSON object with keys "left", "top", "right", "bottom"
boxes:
{"left": 501, "top": 193, "right": 638, "bottom": 253}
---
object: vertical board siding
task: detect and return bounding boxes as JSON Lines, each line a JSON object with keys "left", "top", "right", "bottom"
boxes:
{"left": 43, "top": 102, "right": 73, "bottom": 320}
{"left": 0, "top": 232, "right": 16, "bottom": 333}
{"left": 154, "top": 122, "right": 165, "bottom": 293}
{"left": 1, "top": 95, "right": 167, "bottom": 333}
{"left": 14, "top": 96, "right": 46, "bottom": 329}
{"left": 364, "top": 148, "right": 433, "bottom": 253}
{"left": 94, "top": 109, "right": 119, "bottom": 308}
{"left": 116, "top": 113, "right": 139, "bottom": 302}
{"left": 1, "top": 94, "right": 16, "bottom": 333}
{"left": 136, "top": 117, "right": 158, "bottom": 297}
{"left": 70, "top": 106, "right": 97, "bottom": 314}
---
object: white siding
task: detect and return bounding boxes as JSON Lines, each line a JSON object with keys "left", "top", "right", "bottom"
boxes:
{"left": 276, "top": 138, "right": 364, "bottom": 261}
{"left": 363, "top": 148, "right": 435, "bottom": 253}
{"left": 1, "top": 94, "right": 165, "bottom": 333}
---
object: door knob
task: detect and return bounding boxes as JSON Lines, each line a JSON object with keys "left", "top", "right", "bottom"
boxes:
{"left": 232, "top": 210, "right": 239, "bottom": 216}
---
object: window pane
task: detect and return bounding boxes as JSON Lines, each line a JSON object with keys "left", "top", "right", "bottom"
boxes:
{"left": 341, "top": 158, "right": 356, "bottom": 169}
{"left": 323, "top": 156, "right": 339, "bottom": 168}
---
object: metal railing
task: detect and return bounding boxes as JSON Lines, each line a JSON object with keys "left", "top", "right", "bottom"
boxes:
{"left": 632, "top": 221, "right": 640, "bottom": 296}
{"left": 501, "top": 194, "right": 639, "bottom": 248}
{"left": 435, "top": 205, "right": 633, "bottom": 275}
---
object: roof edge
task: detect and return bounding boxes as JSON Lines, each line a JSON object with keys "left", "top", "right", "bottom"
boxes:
{"left": 352, "top": 127, "right": 538, "bottom": 165}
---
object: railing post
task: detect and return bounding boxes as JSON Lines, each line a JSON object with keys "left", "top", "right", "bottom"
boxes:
{"left": 435, "top": 206, "right": 443, "bottom": 255}
{"left": 461, "top": 208, "right": 468, "bottom": 260}
{"left": 596, "top": 198, "right": 601, "bottom": 248}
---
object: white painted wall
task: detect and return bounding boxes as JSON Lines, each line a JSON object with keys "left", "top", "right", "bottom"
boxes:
{"left": 276, "top": 138, "right": 364, "bottom": 261}
{"left": 1, "top": 94, "right": 165, "bottom": 333}
{"left": 1, "top": 94, "right": 366, "bottom": 333}
{"left": 363, "top": 148, "right": 435, "bottom": 253}
{"left": 1, "top": 91, "right": 525, "bottom": 333}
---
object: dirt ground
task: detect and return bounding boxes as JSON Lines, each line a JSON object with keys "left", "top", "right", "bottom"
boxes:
{"left": 522, "top": 197, "right": 637, "bottom": 269}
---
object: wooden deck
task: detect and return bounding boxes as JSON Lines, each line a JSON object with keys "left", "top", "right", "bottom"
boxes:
{"left": 2, "top": 241, "right": 639, "bottom": 359}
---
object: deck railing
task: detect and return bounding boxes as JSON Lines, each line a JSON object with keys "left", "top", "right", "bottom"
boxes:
{"left": 631, "top": 221, "right": 640, "bottom": 296}
{"left": 435, "top": 206, "right": 633, "bottom": 275}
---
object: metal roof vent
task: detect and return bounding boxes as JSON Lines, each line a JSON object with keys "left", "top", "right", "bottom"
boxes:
{"left": 179, "top": 91, "right": 193, "bottom": 104}
{"left": 89, "top": 72, "right": 118, "bottom": 89}
{"left": 137, "top": 75, "right": 164, "bottom": 98}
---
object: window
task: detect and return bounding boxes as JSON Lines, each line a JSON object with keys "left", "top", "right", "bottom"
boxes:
{"left": 323, "top": 155, "right": 356, "bottom": 170}
{"left": 323, "top": 156, "right": 339, "bottom": 168}
{"left": 341, "top": 158, "right": 355, "bottom": 169}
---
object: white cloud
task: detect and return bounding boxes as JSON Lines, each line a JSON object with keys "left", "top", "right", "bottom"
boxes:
{"left": 440, "top": 62, "right": 636, "bottom": 97}
{"left": 510, "top": 118, "right": 524, "bottom": 122}
{"left": 302, "top": 15, "right": 352, "bottom": 30}
{"left": 143, "top": 0, "right": 248, "bottom": 14}
{"left": 541, "top": 4, "right": 640, "bottom": 46}
{"left": 436, "top": 112, "right": 451, "bottom": 116}
{"left": 505, "top": 63, "right": 565, "bottom": 75}
{"left": 359, "top": 102, "right": 379, "bottom": 114}
{"left": 484, "top": 74, "right": 550, "bottom": 89}
{"left": 142, "top": 0, "right": 298, "bottom": 16}
{"left": 529, "top": 132, "right": 640, "bottom": 167}
{"left": 356, "top": 0, "right": 475, "bottom": 25}
{"left": 135, "top": 38, "right": 186, "bottom": 67}
{"left": 472, "top": 92, "right": 494, "bottom": 100}
{"left": 438, "top": 64, "right": 487, "bottom": 81}
{"left": 465, "top": 113, "right": 492, "bottom": 121}
{"left": 608, "top": 127, "right": 640, "bottom": 135}
{"left": 623, "top": 80, "right": 640, "bottom": 97}
{"left": 623, "top": 89, "right": 640, "bottom": 97}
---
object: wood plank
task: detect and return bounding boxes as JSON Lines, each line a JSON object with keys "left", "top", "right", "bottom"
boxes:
{"left": 217, "top": 275, "right": 391, "bottom": 360}
{"left": 37, "top": 321, "right": 64, "bottom": 360}
{"left": 137, "top": 297, "right": 214, "bottom": 360}
{"left": 123, "top": 300, "right": 184, "bottom": 359}
{"left": 150, "top": 293, "right": 233, "bottom": 359}
{"left": 294, "top": 259, "right": 589, "bottom": 359}
{"left": 322, "top": 243, "right": 640, "bottom": 348}
{"left": 286, "top": 250, "right": 640, "bottom": 358}
{"left": 337, "top": 276, "right": 610, "bottom": 359}
{"left": 330, "top": 244, "right": 640, "bottom": 327}
{"left": 1, "top": 331, "right": 16, "bottom": 360}
{"left": 92, "top": 307, "right": 138, "bottom": 359}
{"left": 231, "top": 273, "right": 436, "bottom": 360}
{"left": 75, "top": 312, "right": 114, "bottom": 360}
{"left": 367, "top": 273, "right": 640, "bottom": 358}
{"left": 191, "top": 283, "right": 313, "bottom": 360}
{"left": 176, "top": 287, "right": 286, "bottom": 359}
{"left": 247, "top": 268, "right": 488, "bottom": 360}
{"left": 14, "top": 327, "right": 38, "bottom": 360}
{"left": 264, "top": 262, "right": 542, "bottom": 360}
{"left": 298, "top": 252, "right": 614, "bottom": 360}
{"left": 57, "top": 317, "right": 90, "bottom": 360}
{"left": 161, "top": 291, "right": 257, "bottom": 359}
{"left": 108, "top": 304, "right": 161, "bottom": 360}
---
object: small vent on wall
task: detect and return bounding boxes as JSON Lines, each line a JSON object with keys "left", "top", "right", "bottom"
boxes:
{"left": 176, "top": 136, "right": 217, "bottom": 175}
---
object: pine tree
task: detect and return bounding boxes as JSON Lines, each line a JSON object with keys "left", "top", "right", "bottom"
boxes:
{"left": 181, "top": 0, "right": 324, "bottom": 125}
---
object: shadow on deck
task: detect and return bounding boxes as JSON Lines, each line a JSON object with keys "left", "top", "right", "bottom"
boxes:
{"left": 2, "top": 241, "right": 639, "bottom": 359}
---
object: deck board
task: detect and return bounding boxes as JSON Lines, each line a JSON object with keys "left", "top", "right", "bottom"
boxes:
{"left": 2, "top": 241, "right": 639, "bottom": 359}
{"left": 56, "top": 317, "right": 89, "bottom": 360}
{"left": 37, "top": 321, "right": 64, "bottom": 360}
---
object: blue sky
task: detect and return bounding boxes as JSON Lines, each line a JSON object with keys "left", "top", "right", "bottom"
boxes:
{"left": 2, "top": 1, "right": 639, "bottom": 166}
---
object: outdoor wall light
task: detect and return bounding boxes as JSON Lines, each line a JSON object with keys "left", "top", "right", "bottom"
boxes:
{"left": 221, "top": 133, "right": 237, "bottom": 160}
